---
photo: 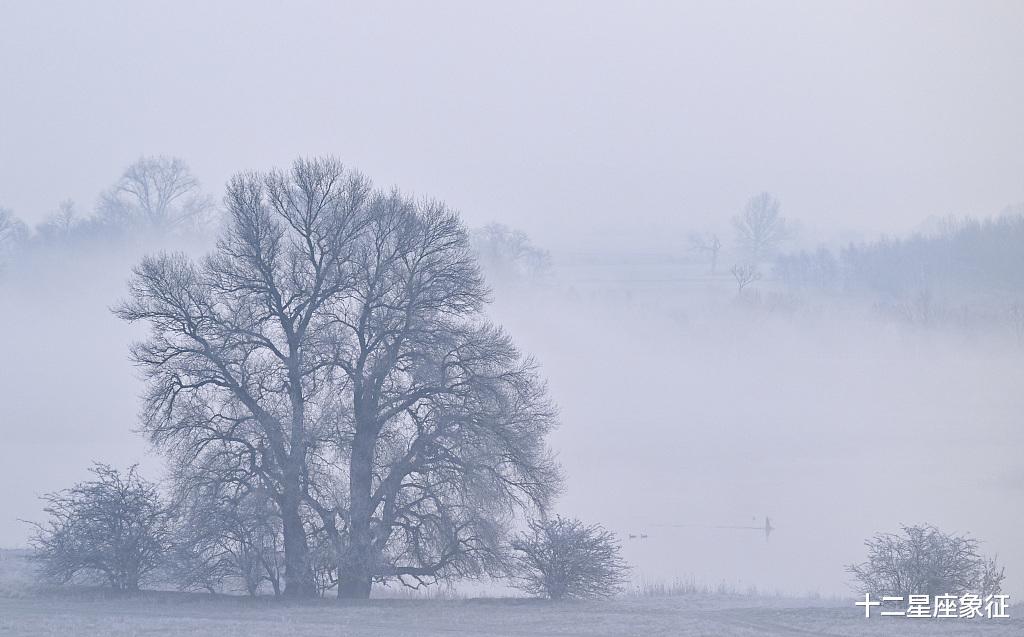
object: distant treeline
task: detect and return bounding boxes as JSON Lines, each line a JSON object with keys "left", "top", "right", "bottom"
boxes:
{"left": 775, "top": 213, "right": 1024, "bottom": 303}
{"left": 0, "top": 157, "right": 218, "bottom": 271}
{"left": 0, "top": 158, "right": 546, "bottom": 290}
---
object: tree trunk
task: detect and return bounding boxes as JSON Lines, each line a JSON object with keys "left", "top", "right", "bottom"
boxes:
{"left": 338, "top": 429, "right": 374, "bottom": 599}
{"left": 281, "top": 366, "right": 317, "bottom": 598}
{"left": 280, "top": 482, "right": 316, "bottom": 597}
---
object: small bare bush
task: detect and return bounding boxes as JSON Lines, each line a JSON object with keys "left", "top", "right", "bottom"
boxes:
{"left": 29, "top": 464, "right": 172, "bottom": 591}
{"left": 847, "top": 524, "right": 1004, "bottom": 598}
{"left": 510, "top": 516, "right": 629, "bottom": 600}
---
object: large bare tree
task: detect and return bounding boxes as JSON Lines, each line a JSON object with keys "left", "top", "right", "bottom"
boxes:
{"left": 118, "top": 157, "right": 559, "bottom": 599}
{"left": 117, "top": 158, "right": 372, "bottom": 596}
{"left": 309, "top": 192, "right": 559, "bottom": 597}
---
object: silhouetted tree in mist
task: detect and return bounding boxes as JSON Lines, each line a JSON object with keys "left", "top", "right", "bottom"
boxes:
{"left": 96, "top": 156, "right": 215, "bottom": 235}
{"left": 0, "top": 207, "right": 28, "bottom": 269}
{"left": 471, "top": 223, "right": 551, "bottom": 285}
{"left": 733, "top": 193, "right": 790, "bottom": 260}
{"left": 1, "top": 158, "right": 216, "bottom": 272}
{"left": 34, "top": 200, "right": 79, "bottom": 246}
{"left": 117, "top": 157, "right": 560, "bottom": 599}
{"left": 688, "top": 232, "right": 722, "bottom": 274}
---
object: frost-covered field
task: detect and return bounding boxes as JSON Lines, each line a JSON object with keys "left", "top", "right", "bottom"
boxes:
{"left": 0, "top": 593, "right": 1019, "bottom": 637}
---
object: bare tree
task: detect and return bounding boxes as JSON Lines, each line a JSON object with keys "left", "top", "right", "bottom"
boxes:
{"left": 471, "top": 223, "right": 551, "bottom": 284}
{"left": 733, "top": 192, "right": 789, "bottom": 260}
{"left": 97, "top": 156, "right": 214, "bottom": 234}
{"left": 0, "top": 207, "right": 27, "bottom": 269}
{"left": 116, "top": 157, "right": 372, "bottom": 597}
{"left": 29, "top": 464, "right": 172, "bottom": 592}
{"left": 510, "top": 516, "right": 629, "bottom": 600}
{"left": 730, "top": 263, "right": 761, "bottom": 294}
{"left": 324, "top": 194, "right": 559, "bottom": 598}
{"left": 847, "top": 524, "right": 1004, "bottom": 598}
{"left": 688, "top": 232, "right": 722, "bottom": 274}
{"left": 117, "top": 157, "right": 560, "bottom": 599}
{"left": 35, "top": 200, "right": 80, "bottom": 244}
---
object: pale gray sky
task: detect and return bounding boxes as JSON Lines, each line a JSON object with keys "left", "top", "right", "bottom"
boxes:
{"left": 2, "top": 1, "right": 1023, "bottom": 249}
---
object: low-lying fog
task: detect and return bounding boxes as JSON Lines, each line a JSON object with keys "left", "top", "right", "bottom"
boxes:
{"left": 496, "top": 273, "right": 1024, "bottom": 598}
{"left": 2, "top": 241, "right": 1021, "bottom": 598}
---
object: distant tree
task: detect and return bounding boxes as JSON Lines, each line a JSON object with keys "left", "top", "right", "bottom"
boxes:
{"left": 510, "top": 516, "right": 629, "bottom": 600}
{"left": 847, "top": 524, "right": 1004, "bottom": 598}
{"left": 34, "top": 200, "right": 80, "bottom": 245}
{"left": 733, "top": 192, "right": 789, "bottom": 260}
{"left": 730, "top": 263, "right": 761, "bottom": 295}
{"left": 838, "top": 212, "right": 1024, "bottom": 301}
{"left": 96, "top": 156, "right": 214, "bottom": 235}
{"left": 471, "top": 223, "right": 552, "bottom": 284}
{"left": 0, "top": 207, "right": 28, "bottom": 269}
{"left": 29, "top": 464, "right": 172, "bottom": 591}
{"left": 688, "top": 232, "right": 722, "bottom": 274}
{"left": 1009, "top": 303, "right": 1024, "bottom": 346}
{"left": 774, "top": 247, "right": 838, "bottom": 291}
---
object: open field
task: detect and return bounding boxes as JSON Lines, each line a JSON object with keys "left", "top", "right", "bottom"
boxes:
{"left": 4, "top": 556, "right": 1018, "bottom": 636}
{"left": 0, "top": 591, "right": 1019, "bottom": 637}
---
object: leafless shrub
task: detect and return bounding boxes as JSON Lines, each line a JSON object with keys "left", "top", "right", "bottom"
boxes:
{"left": 730, "top": 263, "right": 761, "bottom": 295}
{"left": 28, "top": 464, "right": 172, "bottom": 591}
{"left": 847, "top": 524, "right": 1004, "bottom": 598}
{"left": 510, "top": 516, "right": 629, "bottom": 600}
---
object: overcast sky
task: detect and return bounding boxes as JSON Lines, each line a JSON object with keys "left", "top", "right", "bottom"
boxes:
{"left": 2, "top": 0, "right": 1023, "bottom": 248}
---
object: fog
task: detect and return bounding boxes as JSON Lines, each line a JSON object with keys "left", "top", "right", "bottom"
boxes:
{"left": 3, "top": 228, "right": 1022, "bottom": 598}
{"left": 1, "top": 0, "right": 1023, "bottom": 607}
{"left": 494, "top": 278, "right": 1024, "bottom": 597}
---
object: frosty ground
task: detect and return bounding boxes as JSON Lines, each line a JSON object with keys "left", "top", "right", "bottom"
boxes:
{"left": 0, "top": 592, "right": 1019, "bottom": 637}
